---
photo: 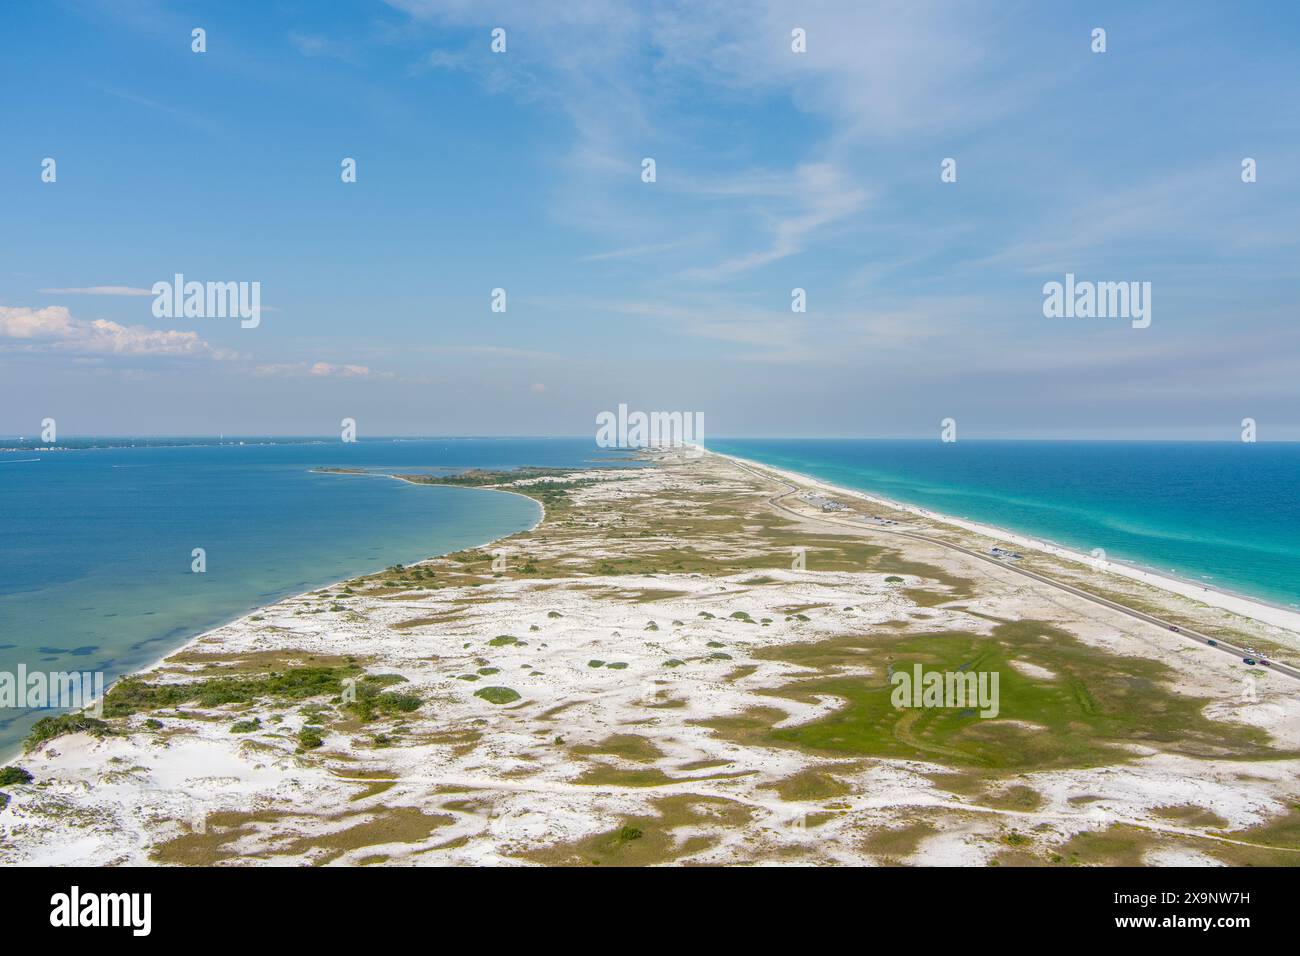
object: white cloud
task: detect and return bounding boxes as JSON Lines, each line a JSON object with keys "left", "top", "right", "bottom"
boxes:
{"left": 253, "top": 361, "right": 396, "bottom": 380}
{"left": 679, "top": 162, "right": 870, "bottom": 279}
{"left": 289, "top": 32, "right": 360, "bottom": 64}
{"left": 650, "top": 1, "right": 1020, "bottom": 140}
{"left": 386, "top": 2, "right": 987, "bottom": 282}
{"left": 37, "top": 286, "right": 153, "bottom": 296}
{"left": 0, "top": 305, "right": 236, "bottom": 360}
{"left": 577, "top": 239, "right": 696, "bottom": 262}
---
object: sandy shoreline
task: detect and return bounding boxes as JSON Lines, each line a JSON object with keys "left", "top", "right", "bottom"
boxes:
{"left": 0, "top": 478, "right": 547, "bottom": 766}
{"left": 143, "top": 472, "right": 549, "bottom": 668}
{"left": 710, "top": 451, "right": 1300, "bottom": 635}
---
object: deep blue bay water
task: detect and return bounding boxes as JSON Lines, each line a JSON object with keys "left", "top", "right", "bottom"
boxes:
{"left": 710, "top": 439, "right": 1300, "bottom": 612}
{"left": 0, "top": 437, "right": 633, "bottom": 757}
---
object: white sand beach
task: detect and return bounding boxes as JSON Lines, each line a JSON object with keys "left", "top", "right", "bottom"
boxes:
{"left": 715, "top": 451, "right": 1300, "bottom": 636}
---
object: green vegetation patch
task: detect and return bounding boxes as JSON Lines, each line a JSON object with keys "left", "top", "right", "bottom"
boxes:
{"left": 1151, "top": 804, "right": 1230, "bottom": 830}
{"left": 103, "top": 665, "right": 363, "bottom": 717}
{"left": 571, "top": 734, "right": 664, "bottom": 763}
{"left": 519, "top": 795, "right": 754, "bottom": 866}
{"left": 860, "top": 818, "right": 939, "bottom": 862}
{"left": 25, "top": 713, "right": 114, "bottom": 752}
{"left": 767, "top": 767, "right": 853, "bottom": 803}
{"left": 0, "top": 766, "right": 33, "bottom": 786}
{"left": 335, "top": 674, "right": 420, "bottom": 722}
{"left": 702, "top": 620, "right": 1281, "bottom": 773}
{"left": 474, "top": 686, "right": 521, "bottom": 705}
{"left": 151, "top": 805, "right": 451, "bottom": 865}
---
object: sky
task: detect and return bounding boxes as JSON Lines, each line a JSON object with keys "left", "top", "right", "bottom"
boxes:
{"left": 2, "top": 0, "right": 1298, "bottom": 440}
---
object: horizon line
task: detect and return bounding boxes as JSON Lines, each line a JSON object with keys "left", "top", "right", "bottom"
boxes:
{"left": 4, "top": 434, "right": 1298, "bottom": 445}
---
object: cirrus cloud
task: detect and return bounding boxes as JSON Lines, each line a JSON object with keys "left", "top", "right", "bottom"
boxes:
{"left": 36, "top": 286, "right": 154, "bottom": 296}
{"left": 253, "top": 361, "right": 396, "bottom": 380}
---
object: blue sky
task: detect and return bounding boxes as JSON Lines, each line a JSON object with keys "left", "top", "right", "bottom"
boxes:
{"left": 2, "top": 0, "right": 1298, "bottom": 439}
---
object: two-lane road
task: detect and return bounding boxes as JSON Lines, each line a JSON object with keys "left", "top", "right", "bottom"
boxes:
{"left": 725, "top": 456, "right": 1300, "bottom": 685}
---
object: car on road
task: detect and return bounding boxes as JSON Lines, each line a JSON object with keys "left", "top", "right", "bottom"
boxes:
{"left": 1207, "top": 640, "right": 1217, "bottom": 646}
{"left": 1260, "top": 660, "right": 1272, "bottom": 667}
{"left": 1244, "top": 658, "right": 1257, "bottom": 665}
{"left": 1170, "top": 626, "right": 1180, "bottom": 632}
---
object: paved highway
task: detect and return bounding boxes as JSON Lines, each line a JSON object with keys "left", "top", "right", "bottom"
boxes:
{"left": 726, "top": 456, "right": 1300, "bottom": 685}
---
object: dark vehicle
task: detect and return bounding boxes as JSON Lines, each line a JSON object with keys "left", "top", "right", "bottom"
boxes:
{"left": 1244, "top": 658, "right": 1257, "bottom": 665}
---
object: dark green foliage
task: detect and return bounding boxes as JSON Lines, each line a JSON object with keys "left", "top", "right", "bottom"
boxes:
{"left": 103, "top": 666, "right": 361, "bottom": 718}
{"left": 342, "top": 674, "right": 420, "bottom": 721}
{"left": 0, "top": 766, "right": 33, "bottom": 786}
{"left": 25, "top": 713, "right": 113, "bottom": 752}
{"left": 474, "top": 686, "right": 521, "bottom": 705}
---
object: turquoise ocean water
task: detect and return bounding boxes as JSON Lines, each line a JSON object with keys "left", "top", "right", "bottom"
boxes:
{"left": 709, "top": 439, "right": 1300, "bottom": 612}
{"left": 0, "top": 438, "right": 629, "bottom": 757}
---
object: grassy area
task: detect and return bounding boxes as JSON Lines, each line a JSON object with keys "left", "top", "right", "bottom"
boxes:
{"left": 704, "top": 619, "right": 1282, "bottom": 772}
{"left": 102, "top": 666, "right": 362, "bottom": 718}
{"left": 19, "top": 664, "right": 414, "bottom": 751}
{"left": 518, "top": 794, "right": 754, "bottom": 866}
{"left": 152, "top": 805, "right": 453, "bottom": 865}
{"left": 571, "top": 734, "right": 664, "bottom": 763}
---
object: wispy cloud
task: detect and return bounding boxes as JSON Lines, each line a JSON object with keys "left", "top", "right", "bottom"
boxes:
{"left": 252, "top": 361, "right": 396, "bottom": 380}
{"left": 976, "top": 163, "right": 1300, "bottom": 276}
{"left": 97, "top": 86, "right": 221, "bottom": 133}
{"left": 38, "top": 286, "right": 153, "bottom": 297}
{"left": 577, "top": 239, "right": 696, "bottom": 263}
{"left": 679, "top": 163, "right": 871, "bottom": 279}
{"left": 581, "top": 289, "right": 952, "bottom": 364}
{"left": 288, "top": 32, "right": 360, "bottom": 65}
{"left": 384, "top": 2, "right": 980, "bottom": 284}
